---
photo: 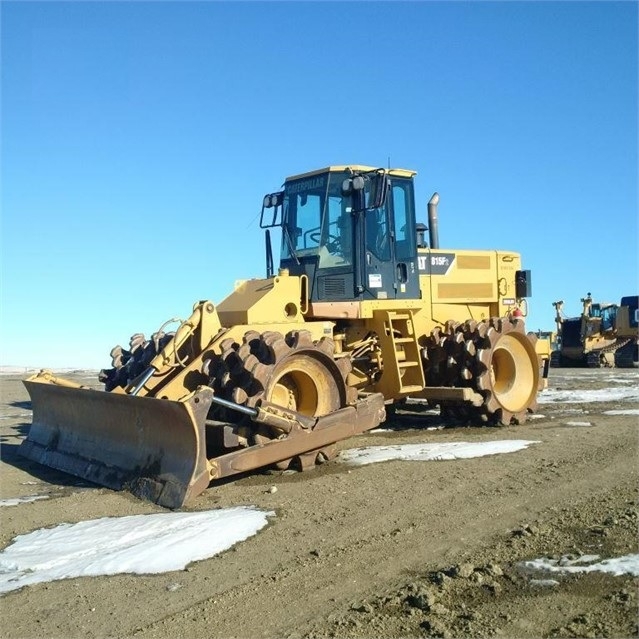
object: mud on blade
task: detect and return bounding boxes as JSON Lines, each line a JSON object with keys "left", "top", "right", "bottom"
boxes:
{"left": 19, "top": 375, "right": 214, "bottom": 509}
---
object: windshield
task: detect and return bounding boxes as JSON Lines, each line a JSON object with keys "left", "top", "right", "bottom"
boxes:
{"left": 281, "top": 171, "right": 354, "bottom": 268}
{"left": 280, "top": 169, "right": 417, "bottom": 269}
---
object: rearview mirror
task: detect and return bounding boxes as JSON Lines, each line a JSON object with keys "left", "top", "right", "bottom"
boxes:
{"left": 367, "top": 172, "right": 389, "bottom": 210}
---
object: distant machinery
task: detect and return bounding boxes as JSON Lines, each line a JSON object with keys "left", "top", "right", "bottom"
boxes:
{"left": 551, "top": 293, "right": 638, "bottom": 368}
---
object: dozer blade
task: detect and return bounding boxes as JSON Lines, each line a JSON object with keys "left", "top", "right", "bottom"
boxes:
{"left": 19, "top": 375, "right": 215, "bottom": 509}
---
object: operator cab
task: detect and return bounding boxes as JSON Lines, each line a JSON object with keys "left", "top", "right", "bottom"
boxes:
{"left": 261, "top": 165, "right": 420, "bottom": 302}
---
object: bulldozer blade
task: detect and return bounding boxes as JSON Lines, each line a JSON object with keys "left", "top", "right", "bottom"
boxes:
{"left": 19, "top": 378, "right": 215, "bottom": 509}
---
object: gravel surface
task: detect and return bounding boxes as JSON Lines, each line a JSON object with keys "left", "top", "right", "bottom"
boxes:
{"left": 0, "top": 367, "right": 637, "bottom": 639}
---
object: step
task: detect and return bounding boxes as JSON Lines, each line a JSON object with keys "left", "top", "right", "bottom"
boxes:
{"left": 397, "top": 384, "right": 424, "bottom": 394}
{"left": 393, "top": 337, "right": 415, "bottom": 344}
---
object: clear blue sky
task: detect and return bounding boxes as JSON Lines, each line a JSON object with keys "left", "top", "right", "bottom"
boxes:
{"left": 1, "top": 1, "right": 637, "bottom": 369}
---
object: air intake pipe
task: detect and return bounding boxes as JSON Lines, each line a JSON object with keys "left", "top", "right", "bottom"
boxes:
{"left": 428, "top": 192, "right": 440, "bottom": 249}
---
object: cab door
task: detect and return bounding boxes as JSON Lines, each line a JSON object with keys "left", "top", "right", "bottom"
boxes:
{"left": 388, "top": 179, "right": 420, "bottom": 300}
{"left": 361, "top": 178, "right": 419, "bottom": 300}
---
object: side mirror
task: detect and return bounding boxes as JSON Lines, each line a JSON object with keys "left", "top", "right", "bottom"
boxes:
{"left": 367, "top": 172, "right": 389, "bottom": 210}
{"left": 342, "top": 172, "right": 389, "bottom": 210}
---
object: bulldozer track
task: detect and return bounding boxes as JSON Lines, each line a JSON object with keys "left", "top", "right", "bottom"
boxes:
{"left": 614, "top": 339, "right": 639, "bottom": 368}
{"left": 586, "top": 337, "right": 633, "bottom": 368}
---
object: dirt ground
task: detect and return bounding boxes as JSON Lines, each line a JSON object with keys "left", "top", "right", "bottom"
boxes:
{"left": 0, "top": 367, "right": 637, "bottom": 639}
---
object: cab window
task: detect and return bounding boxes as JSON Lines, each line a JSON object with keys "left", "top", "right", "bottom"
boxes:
{"left": 391, "top": 178, "right": 416, "bottom": 261}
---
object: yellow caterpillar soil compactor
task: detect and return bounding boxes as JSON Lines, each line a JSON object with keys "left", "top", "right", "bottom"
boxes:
{"left": 20, "top": 165, "right": 550, "bottom": 508}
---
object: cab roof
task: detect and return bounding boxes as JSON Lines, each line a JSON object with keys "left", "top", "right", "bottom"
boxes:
{"left": 285, "top": 165, "right": 417, "bottom": 182}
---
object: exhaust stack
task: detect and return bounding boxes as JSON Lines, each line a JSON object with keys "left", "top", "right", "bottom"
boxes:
{"left": 428, "top": 192, "right": 440, "bottom": 249}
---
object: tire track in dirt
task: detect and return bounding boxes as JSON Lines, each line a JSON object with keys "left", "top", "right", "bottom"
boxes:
{"left": 129, "top": 418, "right": 637, "bottom": 639}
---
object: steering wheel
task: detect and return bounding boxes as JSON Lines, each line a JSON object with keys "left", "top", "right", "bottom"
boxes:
{"left": 309, "top": 231, "right": 341, "bottom": 252}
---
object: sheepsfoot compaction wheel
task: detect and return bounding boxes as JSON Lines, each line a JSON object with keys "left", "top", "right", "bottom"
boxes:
{"left": 206, "top": 329, "right": 355, "bottom": 470}
{"left": 423, "top": 317, "right": 542, "bottom": 426}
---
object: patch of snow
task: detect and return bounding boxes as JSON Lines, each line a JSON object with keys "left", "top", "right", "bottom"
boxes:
{"left": 605, "top": 376, "right": 639, "bottom": 385}
{"left": 369, "top": 425, "right": 445, "bottom": 433}
{"left": 338, "top": 440, "right": 540, "bottom": 466}
{"left": 537, "top": 387, "right": 639, "bottom": 404}
{"left": 0, "top": 496, "right": 49, "bottom": 507}
{"left": 522, "top": 553, "right": 639, "bottom": 577}
{"left": 564, "top": 421, "right": 592, "bottom": 427}
{"left": 603, "top": 409, "right": 639, "bottom": 416}
{"left": 0, "top": 506, "right": 274, "bottom": 595}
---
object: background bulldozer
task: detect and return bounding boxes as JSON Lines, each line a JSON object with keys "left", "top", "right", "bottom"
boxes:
{"left": 20, "top": 165, "right": 550, "bottom": 508}
{"left": 551, "top": 293, "right": 638, "bottom": 368}
{"left": 614, "top": 295, "right": 639, "bottom": 367}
